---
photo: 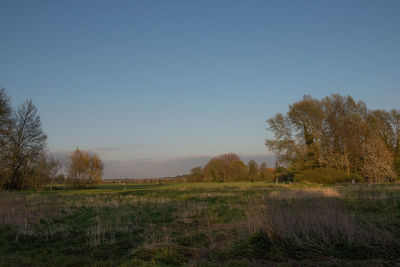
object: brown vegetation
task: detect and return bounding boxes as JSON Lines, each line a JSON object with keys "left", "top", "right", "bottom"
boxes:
{"left": 266, "top": 94, "right": 400, "bottom": 183}
{"left": 66, "top": 148, "right": 104, "bottom": 189}
{"left": 187, "top": 153, "right": 274, "bottom": 183}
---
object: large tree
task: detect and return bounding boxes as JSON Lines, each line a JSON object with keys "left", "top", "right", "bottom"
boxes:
{"left": 4, "top": 100, "right": 47, "bottom": 190}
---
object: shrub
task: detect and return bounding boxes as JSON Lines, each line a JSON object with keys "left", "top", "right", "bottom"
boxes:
{"left": 294, "top": 168, "right": 356, "bottom": 184}
{"left": 274, "top": 167, "right": 294, "bottom": 183}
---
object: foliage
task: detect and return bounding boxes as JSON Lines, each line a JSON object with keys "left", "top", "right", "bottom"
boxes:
{"left": 187, "top": 153, "right": 273, "bottom": 183}
{"left": 266, "top": 94, "right": 400, "bottom": 182}
{"left": 66, "top": 149, "right": 104, "bottom": 189}
{"left": 247, "top": 160, "right": 258, "bottom": 182}
{"left": 28, "top": 155, "right": 60, "bottom": 191}
{"left": 360, "top": 137, "right": 396, "bottom": 183}
{"left": 204, "top": 153, "right": 243, "bottom": 182}
{"left": 187, "top": 167, "right": 204, "bottom": 182}
{"left": 274, "top": 167, "right": 294, "bottom": 183}
{"left": 294, "top": 168, "right": 355, "bottom": 184}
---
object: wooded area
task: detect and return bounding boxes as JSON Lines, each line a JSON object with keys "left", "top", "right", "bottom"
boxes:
{"left": 266, "top": 94, "right": 400, "bottom": 183}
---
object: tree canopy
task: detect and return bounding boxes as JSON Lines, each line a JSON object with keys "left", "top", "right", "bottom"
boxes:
{"left": 66, "top": 148, "right": 104, "bottom": 189}
{"left": 187, "top": 153, "right": 273, "bottom": 182}
{"left": 266, "top": 94, "right": 400, "bottom": 183}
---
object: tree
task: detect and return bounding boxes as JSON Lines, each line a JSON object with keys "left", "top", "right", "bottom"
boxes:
{"left": 204, "top": 158, "right": 224, "bottom": 182}
{"left": 0, "top": 88, "right": 12, "bottom": 188}
{"left": 187, "top": 167, "right": 204, "bottom": 182}
{"left": 259, "top": 162, "right": 274, "bottom": 181}
{"left": 4, "top": 100, "right": 47, "bottom": 190}
{"left": 247, "top": 160, "right": 258, "bottom": 182}
{"left": 67, "top": 148, "right": 104, "bottom": 189}
{"left": 266, "top": 94, "right": 396, "bottom": 183}
{"left": 0, "top": 87, "right": 12, "bottom": 147}
{"left": 360, "top": 137, "right": 396, "bottom": 183}
{"left": 288, "top": 95, "right": 324, "bottom": 168}
{"left": 29, "top": 154, "right": 60, "bottom": 191}
{"left": 47, "top": 154, "right": 61, "bottom": 191}
{"left": 266, "top": 112, "right": 305, "bottom": 168}
{"left": 203, "top": 153, "right": 246, "bottom": 182}
{"left": 321, "top": 95, "right": 368, "bottom": 174}
{"left": 230, "top": 160, "right": 248, "bottom": 181}
{"left": 389, "top": 110, "right": 400, "bottom": 179}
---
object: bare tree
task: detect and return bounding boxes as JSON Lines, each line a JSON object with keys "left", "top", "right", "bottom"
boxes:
{"left": 4, "top": 100, "right": 47, "bottom": 190}
{"left": 67, "top": 148, "right": 104, "bottom": 189}
{"left": 0, "top": 87, "right": 12, "bottom": 146}
{"left": 0, "top": 88, "right": 12, "bottom": 188}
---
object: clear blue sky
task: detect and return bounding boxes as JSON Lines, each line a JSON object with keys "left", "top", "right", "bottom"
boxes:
{"left": 1, "top": 0, "right": 399, "bottom": 177}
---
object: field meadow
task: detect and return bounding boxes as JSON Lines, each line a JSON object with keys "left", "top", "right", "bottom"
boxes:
{"left": 1, "top": 182, "right": 400, "bottom": 266}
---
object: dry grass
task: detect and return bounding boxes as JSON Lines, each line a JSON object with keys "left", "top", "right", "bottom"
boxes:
{"left": 0, "top": 193, "right": 66, "bottom": 226}
{"left": 242, "top": 188, "right": 399, "bottom": 254}
{"left": 1, "top": 184, "right": 399, "bottom": 265}
{"left": 268, "top": 187, "right": 342, "bottom": 199}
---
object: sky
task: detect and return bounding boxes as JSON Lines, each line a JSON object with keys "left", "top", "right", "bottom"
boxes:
{"left": 1, "top": 0, "right": 400, "bottom": 178}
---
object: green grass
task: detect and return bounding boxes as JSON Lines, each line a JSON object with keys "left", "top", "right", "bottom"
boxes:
{"left": 1, "top": 182, "right": 400, "bottom": 266}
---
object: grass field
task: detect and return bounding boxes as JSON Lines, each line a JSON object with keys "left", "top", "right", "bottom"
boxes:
{"left": 1, "top": 182, "right": 400, "bottom": 266}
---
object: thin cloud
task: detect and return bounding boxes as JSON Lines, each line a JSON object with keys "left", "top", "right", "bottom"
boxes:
{"left": 93, "top": 147, "right": 121, "bottom": 151}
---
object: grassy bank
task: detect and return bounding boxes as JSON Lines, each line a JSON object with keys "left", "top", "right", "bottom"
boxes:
{"left": 1, "top": 182, "right": 400, "bottom": 266}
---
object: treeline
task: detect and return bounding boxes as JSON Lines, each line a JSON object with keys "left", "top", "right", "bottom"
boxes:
{"left": 0, "top": 88, "right": 103, "bottom": 190}
{"left": 187, "top": 153, "right": 275, "bottom": 182}
{"left": 266, "top": 94, "right": 400, "bottom": 183}
{"left": 3, "top": 87, "right": 398, "bottom": 187}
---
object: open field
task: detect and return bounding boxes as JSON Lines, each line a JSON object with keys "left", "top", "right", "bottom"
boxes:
{"left": 1, "top": 182, "right": 400, "bottom": 266}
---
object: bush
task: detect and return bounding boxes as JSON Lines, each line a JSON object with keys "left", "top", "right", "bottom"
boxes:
{"left": 294, "top": 168, "right": 356, "bottom": 184}
{"left": 274, "top": 167, "right": 294, "bottom": 183}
